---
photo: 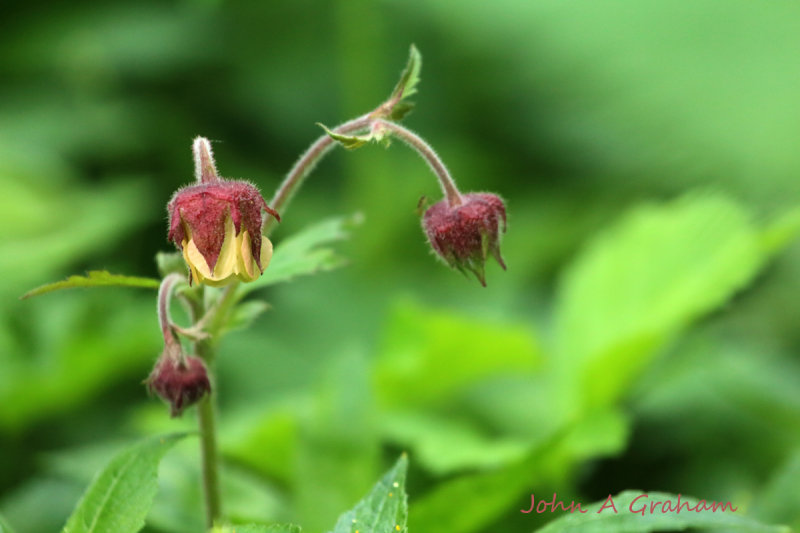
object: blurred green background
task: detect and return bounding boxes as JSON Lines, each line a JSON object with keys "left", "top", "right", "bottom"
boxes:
{"left": 2, "top": 1, "right": 800, "bottom": 532}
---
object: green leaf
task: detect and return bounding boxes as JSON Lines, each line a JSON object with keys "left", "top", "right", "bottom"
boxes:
{"left": 388, "top": 101, "right": 416, "bottom": 122}
{"left": 408, "top": 414, "right": 628, "bottom": 533}
{"left": 329, "top": 454, "right": 408, "bottom": 533}
{"left": 63, "top": 433, "right": 188, "bottom": 533}
{"left": 22, "top": 271, "right": 160, "bottom": 300}
{"left": 534, "top": 490, "right": 789, "bottom": 533}
{"left": 317, "top": 123, "right": 374, "bottom": 150}
{"left": 760, "top": 205, "right": 800, "bottom": 255}
{"left": 240, "top": 214, "right": 361, "bottom": 295}
{"left": 0, "top": 514, "right": 17, "bottom": 533}
{"left": 374, "top": 300, "right": 541, "bottom": 409}
{"left": 750, "top": 449, "right": 800, "bottom": 529}
{"left": 211, "top": 525, "right": 300, "bottom": 533}
{"left": 389, "top": 44, "right": 422, "bottom": 105}
{"left": 223, "top": 300, "right": 271, "bottom": 334}
{"left": 380, "top": 411, "right": 529, "bottom": 475}
{"left": 555, "top": 194, "right": 765, "bottom": 408}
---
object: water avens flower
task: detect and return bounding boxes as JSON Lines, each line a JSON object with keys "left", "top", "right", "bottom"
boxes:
{"left": 423, "top": 192, "right": 507, "bottom": 286}
{"left": 167, "top": 137, "right": 280, "bottom": 286}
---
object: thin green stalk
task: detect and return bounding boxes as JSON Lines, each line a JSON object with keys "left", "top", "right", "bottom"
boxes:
{"left": 195, "top": 338, "right": 221, "bottom": 527}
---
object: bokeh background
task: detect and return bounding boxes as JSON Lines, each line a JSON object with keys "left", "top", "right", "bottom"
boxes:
{"left": 2, "top": 1, "right": 800, "bottom": 532}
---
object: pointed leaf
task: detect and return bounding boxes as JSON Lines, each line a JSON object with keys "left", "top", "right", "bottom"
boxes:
{"left": 329, "top": 454, "right": 408, "bottom": 533}
{"left": 240, "top": 214, "right": 362, "bottom": 295}
{"left": 534, "top": 491, "right": 788, "bottom": 533}
{"left": 63, "top": 433, "right": 188, "bottom": 533}
{"left": 389, "top": 45, "right": 422, "bottom": 104}
{"left": 555, "top": 194, "right": 766, "bottom": 408}
{"left": 317, "top": 123, "right": 373, "bottom": 150}
{"left": 22, "top": 271, "right": 160, "bottom": 299}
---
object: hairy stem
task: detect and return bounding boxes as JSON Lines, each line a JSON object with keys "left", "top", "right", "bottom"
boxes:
{"left": 375, "top": 119, "right": 462, "bottom": 206}
{"left": 263, "top": 114, "right": 372, "bottom": 236}
{"left": 195, "top": 330, "right": 221, "bottom": 527}
{"left": 157, "top": 273, "right": 186, "bottom": 346}
{"left": 193, "top": 136, "right": 219, "bottom": 183}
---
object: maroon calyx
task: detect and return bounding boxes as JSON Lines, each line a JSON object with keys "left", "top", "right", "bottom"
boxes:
{"left": 423, "top": 192, "right": 507, "bottom": 286}
{"left": 146, "top": 353, "right": 211, "bottom": 417}
{"left": 167, "top": 180, "right": 280, "bottom": 272}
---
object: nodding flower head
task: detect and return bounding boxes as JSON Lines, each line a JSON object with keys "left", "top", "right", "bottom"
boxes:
{"left": 146, "top": 344, "right": 211, "bottom": 417}
{"left": 167, "top": 137, "right": 279, "bottom": 286}
{"left": 422, "top": 192, "right": 507, "bottom": 286}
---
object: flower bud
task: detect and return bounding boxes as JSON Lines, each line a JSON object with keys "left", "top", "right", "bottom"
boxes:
{"left": 146, "top": 349, "right": 211, "bottom": 417}
{"left": 423, "top": 192, "right": 507, "bottom": 286}
{"left": 168, "top": 180, "right": 279, "bottom": 286}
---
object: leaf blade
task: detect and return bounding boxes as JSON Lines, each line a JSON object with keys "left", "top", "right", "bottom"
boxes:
{"left": 389, "top": 44, "right": 422, "bottom": 105}
{"left": 317, "top": 123, "right": 373, "bottom": 150}
{"left": 241, "top": 214, "right": 361, "bottom": 294}
{"left": 63, "top": 433, "right": 188, "bottom": 533}
{"left": 554, "top": 194, "right": 765, "bottom": 408}
{"left": 329, "top": 454, "right": 408, "bottom": 533}
{"left": 22, "top": 271, "right": 160, "bottom": 300}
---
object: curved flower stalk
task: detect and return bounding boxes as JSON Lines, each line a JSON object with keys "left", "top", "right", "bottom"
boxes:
{"left": 273, "top": 45, "right": 508, "bottom": 285}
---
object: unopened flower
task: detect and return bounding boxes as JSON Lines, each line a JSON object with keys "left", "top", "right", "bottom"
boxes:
{"left": 146, "top": 343, "right": 211, "bottom": 417}
{"left": 423, "top": 192, "right": 507, "bottom": 286}
{"left": 167, "top": 137, "right": 279, "bottom": 286}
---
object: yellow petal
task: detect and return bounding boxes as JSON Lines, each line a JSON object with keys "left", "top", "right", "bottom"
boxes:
{"left": 260, "top": 236, "right": 273, "bottom": 270}
{"left": 236, "top": 230, "right": 258, "bottom": 282}
{"left": 183, "top": 238, "right": 212, "bottom": 281}
{"left": 211, "top": 215, "right": 239, "bottom": 281}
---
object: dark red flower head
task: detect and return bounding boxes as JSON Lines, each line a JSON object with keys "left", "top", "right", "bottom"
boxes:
{"left": 167, "top": 137, "right": 280, "bottom": 286}
{"left": 423, "top": 192, "right": 507, "bottom": 286}
{"left": 168, "top": 180, "right": 279, "bottom": 286}
{"left": 146, "top": 350, "right": 211, "bottom": 417}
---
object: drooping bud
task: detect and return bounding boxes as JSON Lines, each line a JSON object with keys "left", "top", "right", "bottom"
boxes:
{"left": 422, "top": 192, "right": 507, "bottom": 286}
{"left": 146, "top": 344, "right": 211, "bottom": 417}
{"left": 167, "top": 137, "right": 280, "bottom": 286}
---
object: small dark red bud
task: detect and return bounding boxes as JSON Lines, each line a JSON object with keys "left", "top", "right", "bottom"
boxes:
{"left": 146, "top": 352, "right": 211, "bottom": 417}
{"left": 423, "top": 192, "right": 507, "bottom": 286}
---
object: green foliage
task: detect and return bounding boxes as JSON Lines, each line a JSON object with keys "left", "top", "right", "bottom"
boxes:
{"left": 317, "top": 124, "right": 375, "bottom": 151}
{"left": 0, "top": 514, "right": 16, "bottom": 533}
{"left": 329, "top": 454, "right": 408, "bottom": 533}
{"left": 408, "top": 412, "right": 630, "bottom": 533}
{"left": 0, "top": 291, "right": 158, "bottom": 430}
{"left": 240, "top": 214, "right": 362, "bottom": 295}
{"left": 390, "top": 44, "right": 422, "bottom": 105}
{"left": 63, "top": 433, "right": 188, "bottom": 533}
{"left": 374, "top": 300, "right": 541, "bottom": 409}
{"left": 534, "top": 491, "right": 788, "bottom": 533}
{"left": 749, "top": 450, "right": 800, "bottom": 531}
{"left": 21, "top": 271, "right": 160, "bottom": 299}
{"left": 555, "top": 194, "right": 767, "bottom": 409}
